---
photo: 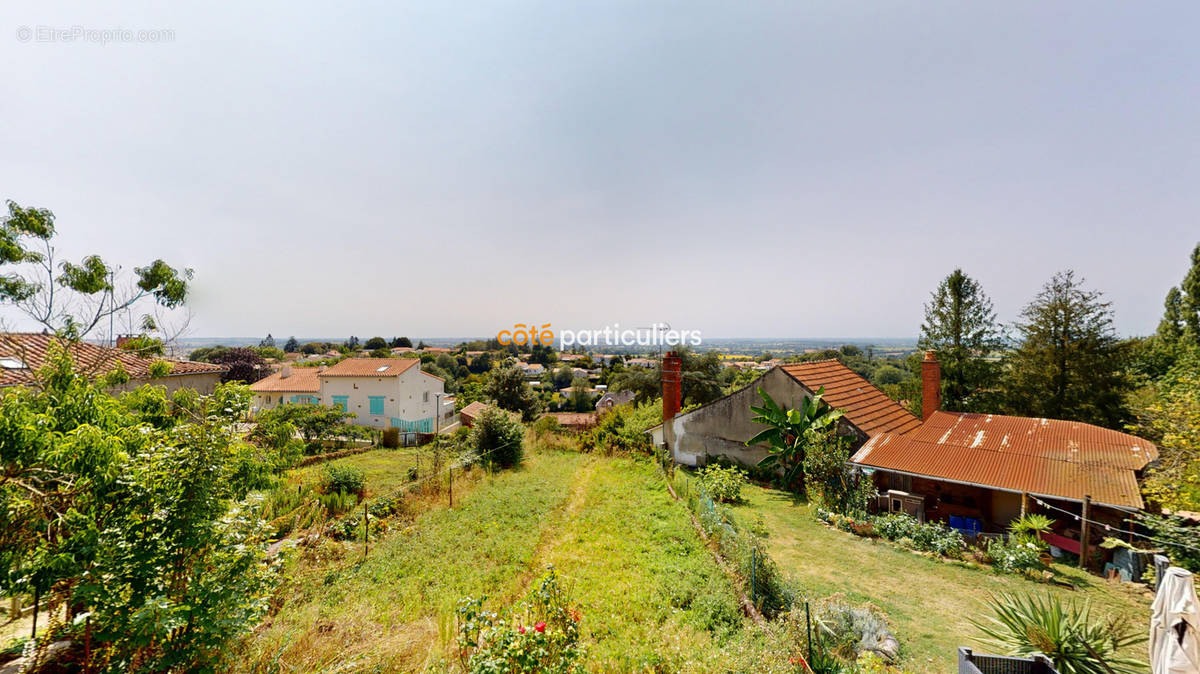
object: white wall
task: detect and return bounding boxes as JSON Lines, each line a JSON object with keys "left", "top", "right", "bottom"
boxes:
{"left": 318, "top": 364, "right": 445, "bottom": 429}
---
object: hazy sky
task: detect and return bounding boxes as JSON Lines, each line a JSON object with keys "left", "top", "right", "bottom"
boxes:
{"left": 2, "top": 2, "right": 1197, "bottom": 340}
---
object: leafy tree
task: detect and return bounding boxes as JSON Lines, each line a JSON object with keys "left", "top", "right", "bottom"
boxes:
{"left": 0, "top": 201, "right": 192, "bottom": 338}
{"left": 918, "top": 269, "right": 1003, "bottom": 411}
{"left": 344, "top": 335, "right": 360, "bottom": 350}
{"left": 188, "top": 344, "right": 230, "bottom": 363}
{"left": 210, "top": 346, "right": 268, "bottom": 384}
{"left": 747, "top": 386, "right": 845, "bottom": 491}
{"left": 1183, "top": 243, "right": 1200, "bottom": 343}
{"left": 609, "top": 366, "right": 659, "bottom": 404}
{"left": 568, "top": 377, "right": 593, "bottom": 412}
{"left": 417, "top": 340, "right": 429, "bottom": 350}
{"left": 0, "top": 345, "right": 280, "bottom": 671}
{"left": 391, "top": 336, "right": 412, "bottom": 348}
{"left": 255, "top": 345, "right": 286, "bottom": 360}
{"left": 254, "top": 402, "right": 354, "bottom": 452}
{"left": 484, "top": 362, "right": 542, "bottom": 421}
{"left": 468, "top": 351, "right": 494, "bottom": 374}
{"left": 283, "top": 335, "right": 300, "bottom": 352}
{"left": 1003, "top": 271, "right": 1129, "bottom": 428}
{"left": 364, "top": 336, "right": 388, "bottom": 350}
{"left": 470, "top": 405, "right": 524, "bottom": 469}
{"left": 118, "top": 333, "right": 165, "bottom": 357}
{"left": 803, "top": 427, "right": 874, "bottom": 516}
{"left": 552, "top": 364, "right": 574, "bottom": 389}
{"left": 259, "top": 333, "right": 276, "bottom": 349}
{"left": 1129, "top": 348, "right": 1200, "bottom": 512}
{"left": 529, "top": 344, "right": 556, "bottom": 366}
{"left": 1158, "top": 286, "right": 1186, "bottom": 343}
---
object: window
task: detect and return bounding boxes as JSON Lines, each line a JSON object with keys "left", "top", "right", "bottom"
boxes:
{"left": 423, "top": 391, "right": 429, "bottom": 403}
{"left": 332, "top": 395, "right": 349, "bottom": 412}
{"left": 368, "top": 396, "right": 385, "bottom": 415}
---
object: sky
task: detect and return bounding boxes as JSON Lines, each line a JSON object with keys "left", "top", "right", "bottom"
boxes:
{"left": 1, "top": 2, "right": 1197, "bottom": 340}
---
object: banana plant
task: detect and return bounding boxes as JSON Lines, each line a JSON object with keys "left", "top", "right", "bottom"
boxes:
{"left": 746, "top": 386, "right": 845, "bottom": 490}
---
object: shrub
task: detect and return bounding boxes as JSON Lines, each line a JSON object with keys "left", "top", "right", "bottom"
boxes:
{"left": 868, "top": 513, "right": 964, "bottom": 557}
{"left": 803, "top": 429, "right": 875, "bottom": 516}
{"left": 381, "top": 426, "right": 400, "bottom": 448}
{"left": 532, "top": 415, "right": 562, "bottom": 435}
{"left": 985, "top": 538, "right": 1044, "bottom": 573}
{"left": 697, "top": 464, "right": 748, "bottom": 503}
{"left": 320, "top": 464, "right": 366, "bottom": 496}
{"left": 971, "top": 592, "right": 1145, "bottom": 674}
{"left": 457, "top": 567, "right": 585, "bottom": 674}
{"left": 579, "top": 399, "right": 660, "bottom": 455}
{"left": 470, "top": 405, "right": 525, "bottom": 469}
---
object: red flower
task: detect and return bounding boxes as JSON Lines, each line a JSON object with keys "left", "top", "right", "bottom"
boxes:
{"left": 534, "top": 622, "right": 546, "bottom": 633}
{"left": 518, "top": 625, "right": 526, "bottom": 634}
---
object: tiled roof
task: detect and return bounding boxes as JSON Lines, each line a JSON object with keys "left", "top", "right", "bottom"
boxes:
{"left": 459, "top": 401, "right": 490, "bottom": 421}
{"left": 546, "top": 412, "right": 598, "bottom": 428}
{"left": 318, "top": 358, "right": 419, "bottom": 377}
{"left": 850, "top": 411, "right": 1158, "bottom": 510}
{"left": 0, "top": 333, "right": 225, "bottom": 387}
{"left": 250, "top": 367, "right": 322, "bottom": 392}
{"left": 780, "top": 360, "right": 921, "bottom": 437}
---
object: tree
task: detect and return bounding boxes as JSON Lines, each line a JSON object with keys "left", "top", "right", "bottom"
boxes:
{"left": 417, "top": 340, "right": 429, "bottom": 350}
{"left": 364, "top": 336, "right": 388, "bottom": 350}
{"left": 747, "top": 386, "right": 845, "bottom": 491}
{"left": 0, "top": 201, "right": 192, "bottom": 339}
{"left": 469, "top": 351, "right": 494, "bottom": 374}
{"left": 552, "top": 364, "right": 574, "bottom": 390}
{"left": 210, "top": 346, "right": 268, "bottom": 384}
{"left": 391, "top": 336, "right": 412, "bottom": 348}
{"left": 0, "top": 345, "right": 280, "bottom": 670}
{"left": 1003, "top": 271, "right": 1129, "bottom": 428}
{"left": 469, "top": 405, "right": 524, "bottom": 469}
{"left": 254, "top": 403, "right": 353, "bottom": 452}
{"left": 1182, "top": 243, "right": 1200, "bottom": 344}
{"left": 484, "top": 362, "right": 542, "bottom": 421}
{"left": 344, "top": 335, "right": 360, "bottom": 350}
{"left": 283, "top": 335, "right": 300, "bottom": 352}
{"left": 259, "top": 333, "right": 276, "bottom": 349}
{"left": 568, "top": 377, "right": 593, "bottom": 412}
{"left": 118, "top": 333, "right": 165, "bottom": 357}
{"left": 1158, "top": 286, "right": 1185, "bottom": 343}
{"left": 918, "top": 269, "right": 1004, "bottom": 411}
{"left": 529, "top": 344, "right": 556, "bottom": 366}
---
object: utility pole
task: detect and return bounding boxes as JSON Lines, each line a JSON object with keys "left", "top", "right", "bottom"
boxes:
{"left": 448, "top": 464, "right": 453, "bottom": 508}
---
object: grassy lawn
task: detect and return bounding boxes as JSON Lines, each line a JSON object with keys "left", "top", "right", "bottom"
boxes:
{"left": 722, "top": 481, "right": 1153, "bottom": 673}
{"left": 285, "top": 447, "right": 422, "bottom": 496}
{"left": 241, "top": 449, "right": 586, "bottom": 671}
{"left": 240, "top": 446, "right": 790, "bottom": 672}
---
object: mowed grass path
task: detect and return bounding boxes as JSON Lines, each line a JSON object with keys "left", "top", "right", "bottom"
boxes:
{"left": 242, "top": 450, "right": 586, "bottom": 672}
{"left": 241, "top": 449, "right": 786, "bottom": 673}
{"left": 727, "top": 484, "right": 1153, "bottom": 673}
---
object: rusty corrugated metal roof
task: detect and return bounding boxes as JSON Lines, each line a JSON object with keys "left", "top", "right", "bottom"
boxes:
{"left": 850, "top": 411, "right": 1158, "bottom": 510}
{"left": 781, "top": 360, "right": 922, "bottom": 437}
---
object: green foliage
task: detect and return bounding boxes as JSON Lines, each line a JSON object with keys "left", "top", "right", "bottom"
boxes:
{"left": 1159, "top": 286, "right": 1186, "bottom": 343}
{"left": 117, "top": 333, "right": 165, "bottom": 357}
{"left": 971, "top": 592, "right": 1145, "bottom": 674}
{"left": 748, "top": 386, "right": 846, "bottom": 490}
{"left": 812, "top": 594, "right": 899, "bottom": 664}
{"left": 457, "top": 567, "right": 585, "bottom": 674}
{"left": 485, "top": 362, "right": 542, "bottom": 421}
{"left": 803, "top": 428, "right": 874, "bottom": 516}
{"left": 697, "top": 463, "right": 748, "bottom": 503}
{"left": 985, "top": 538, "right": 1045, "bottom": 574}
{"left": 320, "top": 463, "right": 366, "bottom": 496}
{"left": 870, "top": 513, "right": 965, "bottom": 557}
{"left": 253, "top": 402, "right": 353, "bottom": 453}
{"left": 919, "top": 268, "right": 1004, "bottom": 411}
{"left": 0, "top": 343, "right": 279, "bottom": 671}
{"left": 1010, "top": 514, "right": 1054, "bottom": 541}
{"left": 1129, "top": 346, "right": 1200, "bottom": 512}
{"left": 1134, "top": 512, "right": 1200, "bottom": 572}
{"left": 1182, "top": 243, "right": 1200, "bottom": 344}
{"left": 532, "top": 414, "right": 562, "bottom": 435}
{"left": 148, "top": 358, "right": 174, "bottom": 379}
{"left": 1004, "top": 270, "right": 1130, "bottom": 429}
{"left": 470, "top": 405, "right": 525, "bottom": 469}
{"left": 579, "top": 399, "right": 660, "bottom": 455}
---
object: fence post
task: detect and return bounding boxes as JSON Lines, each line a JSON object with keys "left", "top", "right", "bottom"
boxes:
{"left": 805, "top": 600, "right": 812, "bottom": 664}
{"left": 751, "top": 547, "right": 757, "bottom": 607}
{"left": 363, "top": 503, "right": 369, "bottom": 559}
{"left": 449, "top": 465, "right": 453, "bottom": 508}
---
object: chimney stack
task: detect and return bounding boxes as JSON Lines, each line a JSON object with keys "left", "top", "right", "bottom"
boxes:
{"left": 662, "top": 351, "right": 682, "bottom": 422}
{"left": 921, "top": 350, "right": 941, "bottom": 421}
{"left": 281, "top": 364, "right": 292, "bottom": 379}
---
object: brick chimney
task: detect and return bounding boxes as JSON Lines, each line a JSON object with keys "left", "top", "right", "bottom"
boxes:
{"left": 662, "top": 351, "right": 682, "bottom": 422}
{"left": 115, "top": 334, "right": 135, "bottom": 349}
{"left": 281, "top": 365, "right": 292, "bottom": 379}
{"left": 921, "top": 350, "right": 941, "bottom": 421}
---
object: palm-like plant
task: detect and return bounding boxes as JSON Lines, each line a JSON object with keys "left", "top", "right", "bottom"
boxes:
{"left": 747, "top": 386, "right": 845, "bottom": 490}
{"left": 970, "top": 592, "right": 1145, "bottom": 674}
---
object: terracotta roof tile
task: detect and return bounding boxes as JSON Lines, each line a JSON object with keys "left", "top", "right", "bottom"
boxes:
{"left": 780, "top": 360, "right": 921, "bottom": 437}
{"left": 318, "top": 358, "right": 419, "bottom": 377}
{"left": 0, "top": 333, "right": 225, "bottom": 386}
{"left": 850, "top": 411, "right": 1158, "bottom": 510}
{"left": 250, "top": 367, "right": 322, "bottom": 392}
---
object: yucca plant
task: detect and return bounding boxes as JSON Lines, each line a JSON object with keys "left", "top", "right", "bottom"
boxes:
{"left": 747, "top": 386, "right": 845, "bottom": 490}
{"left": 971, "top": 592, "right": 1145, "bottom": 674}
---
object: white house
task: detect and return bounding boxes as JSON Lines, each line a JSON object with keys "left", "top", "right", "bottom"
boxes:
{"left": 251, "top": 358, "right": 450, "bottom": 431}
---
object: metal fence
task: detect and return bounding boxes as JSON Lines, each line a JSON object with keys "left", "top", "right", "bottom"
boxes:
{"left": 958, "top": 648, "right": 1059, "bottom": 674}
